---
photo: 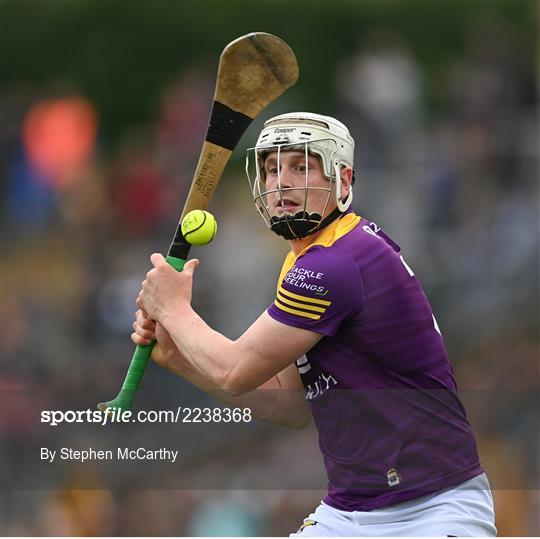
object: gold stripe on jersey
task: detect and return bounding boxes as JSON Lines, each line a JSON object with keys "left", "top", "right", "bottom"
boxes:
{"left": 278, "top": 285, "right": 332, "bottom": 307}
{"left": 277, "top": 290, "right": 327, "bottom": 313}
{"left": 273, "top": 300, "right": 321, "bottom": 320}
{"left": 278, "top": 286, "right": 332, "bottom": 307}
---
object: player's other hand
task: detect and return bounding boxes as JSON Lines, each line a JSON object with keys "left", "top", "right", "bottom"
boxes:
{"left": 131, "top": 308, "right": 156, "bottom": 346}
{"left": 131, "top": 309, "right": 183, "bottom": 372}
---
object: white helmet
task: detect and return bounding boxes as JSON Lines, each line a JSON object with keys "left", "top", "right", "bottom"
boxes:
{"left": 245, "top": 112, "right": 355, "bottom": 239}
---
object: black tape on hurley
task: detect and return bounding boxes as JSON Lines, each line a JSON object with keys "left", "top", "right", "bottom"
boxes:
{"left": 206, "top": 101, "right": 253, "bottom": 150}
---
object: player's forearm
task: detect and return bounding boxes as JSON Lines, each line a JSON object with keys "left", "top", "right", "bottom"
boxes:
{"left": 160, "top": 304, "right": 249, "bottom": 392}
{"left": 158, "top": 342, "right": 310, "bottom": 429}
{"left": 160, "top": 307, "right": 324, "bottom": 400}
{"left": 219, "top": 383, "right": 311, "bottom": 429}
{"left": 244, "top": 376, "right": 311, "bottom": 429}
{"left": 181, "top": 363, "right": 309, "bottom": 429}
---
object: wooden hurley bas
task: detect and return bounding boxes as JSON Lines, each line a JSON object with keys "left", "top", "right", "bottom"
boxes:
{"left": 98, "top": 33, "right": 299, "bottom": 413}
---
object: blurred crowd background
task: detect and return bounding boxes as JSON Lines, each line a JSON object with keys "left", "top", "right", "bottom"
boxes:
{"left": 1, "top": 0, "right": 538, "bottom": 536}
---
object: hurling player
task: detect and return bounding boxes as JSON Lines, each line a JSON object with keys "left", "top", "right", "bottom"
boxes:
{"left": 134, "top": 113, "right": 496, "bottom": 536}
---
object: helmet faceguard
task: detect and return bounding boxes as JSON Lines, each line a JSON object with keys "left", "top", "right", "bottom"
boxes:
{"left": 245, "top": 112, "right": 355, "bottom": 240}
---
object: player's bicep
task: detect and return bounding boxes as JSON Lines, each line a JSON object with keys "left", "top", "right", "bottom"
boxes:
{"left": 229, "top": 311, "right": 323, "bottom": 393}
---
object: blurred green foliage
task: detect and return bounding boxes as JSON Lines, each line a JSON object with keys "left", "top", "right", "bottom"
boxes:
{"left": 0, "top": 0, "right": 536, "bottom": 146}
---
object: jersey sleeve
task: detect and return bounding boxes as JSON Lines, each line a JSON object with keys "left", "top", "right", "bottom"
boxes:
{"left": 267, "top": 246, "right": 364, "bottom": 336}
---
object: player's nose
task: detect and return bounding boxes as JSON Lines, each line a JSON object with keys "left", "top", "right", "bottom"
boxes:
{"left": 276, "top": 166, "right": 295, "bottom": 188}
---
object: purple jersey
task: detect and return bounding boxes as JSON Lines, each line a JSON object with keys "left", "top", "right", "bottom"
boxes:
{"left": 267, "top": 212, "right": 483, "bottom": 511}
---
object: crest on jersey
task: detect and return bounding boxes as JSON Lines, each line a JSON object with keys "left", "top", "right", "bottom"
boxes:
{"left": 297, "top": 519, "right": 317, "bottom": 532}
{"left": 387, "top": 467, "right": 402, "bottom": 486}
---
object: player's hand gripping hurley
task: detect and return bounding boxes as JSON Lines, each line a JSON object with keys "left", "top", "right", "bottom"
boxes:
{"left": 98, "top": 33, "right": 299, "bottom": 413}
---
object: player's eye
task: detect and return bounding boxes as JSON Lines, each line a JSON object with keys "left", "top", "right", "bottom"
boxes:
{"left": 266, "top": 167, "right": 278, "bottom": 175}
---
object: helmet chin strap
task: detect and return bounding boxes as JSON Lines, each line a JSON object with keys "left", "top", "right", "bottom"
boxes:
{"left": 269, "top": 206, "right": 342, "bottom": 240}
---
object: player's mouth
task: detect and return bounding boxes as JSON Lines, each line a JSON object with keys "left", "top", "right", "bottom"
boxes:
{"left": 275, "top": 198, "right": 300, "bottom": 212}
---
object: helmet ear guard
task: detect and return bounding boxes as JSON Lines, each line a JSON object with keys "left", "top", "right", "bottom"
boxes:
{"left": 335, "top": 161, "right": 353, "bottom": 213}
{"left": 245, "top": 112, "right": 355, "bottom": 239}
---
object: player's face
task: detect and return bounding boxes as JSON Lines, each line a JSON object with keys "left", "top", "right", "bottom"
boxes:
{"left": 263, "top": 151, "right": 335, "bottom": 218}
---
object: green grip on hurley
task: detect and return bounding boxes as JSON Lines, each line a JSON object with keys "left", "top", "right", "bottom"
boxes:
{"left": 97, "top": 255, "right": 186, "bottom": 413}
